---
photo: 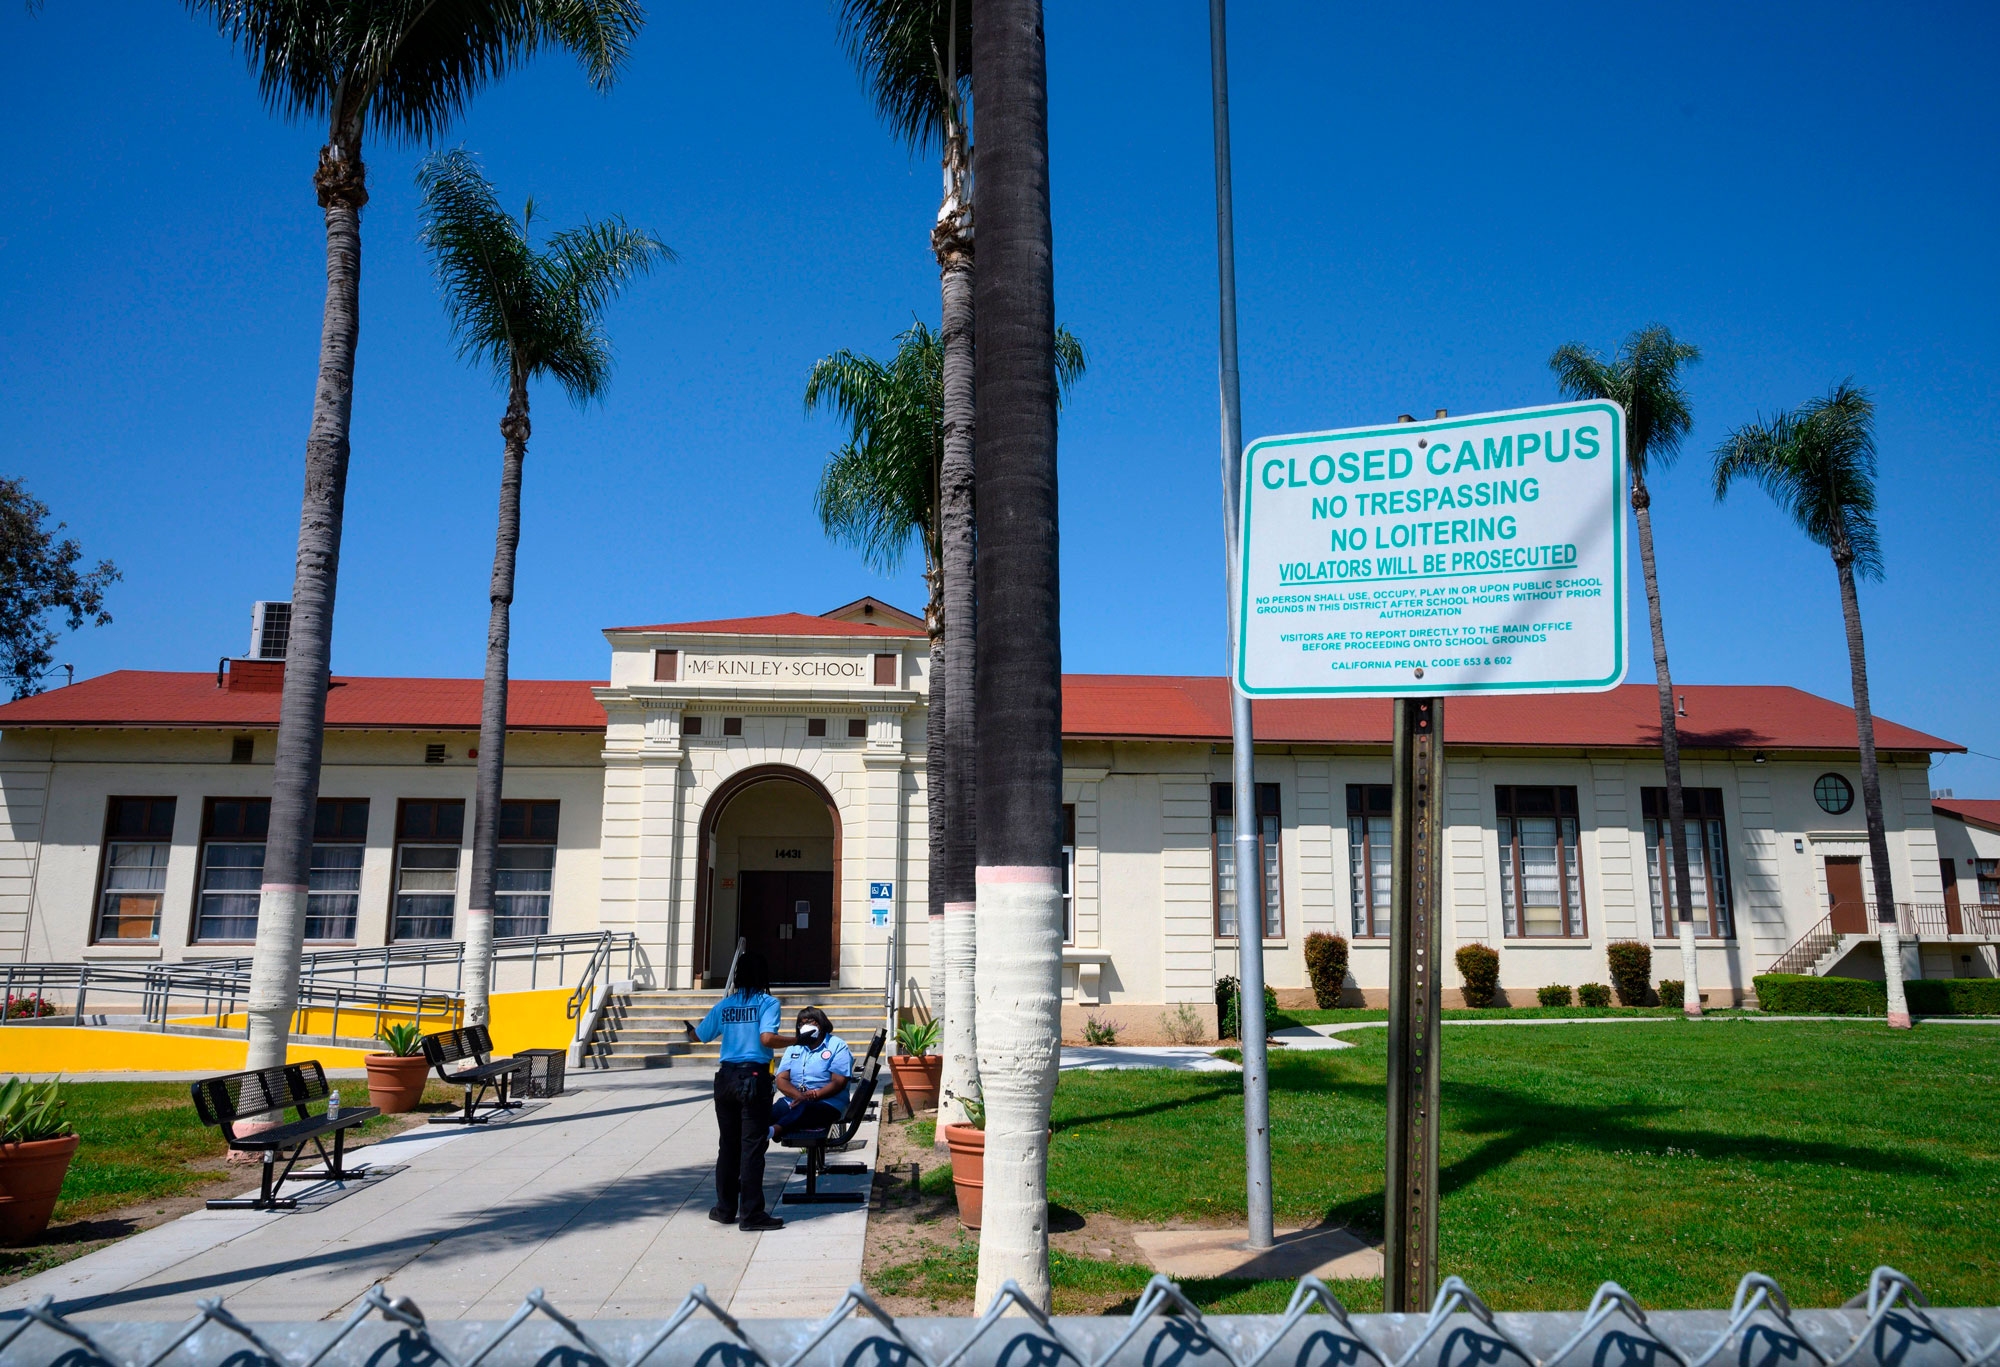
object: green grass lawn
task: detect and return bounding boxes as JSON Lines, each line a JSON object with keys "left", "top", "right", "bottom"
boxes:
{"left": 1266, "top": 1006, "right": 1735, "bottom": 1029}
{"left": 0, "top": 1081, "right": 455, "bottom": 1284}
{"left": 886, "top": 1021, "right": 2000, "bottom": 1311}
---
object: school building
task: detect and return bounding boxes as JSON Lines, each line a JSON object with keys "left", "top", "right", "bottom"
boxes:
{"left": 0, "top": 598, "right": 1992, "bottom": 1050}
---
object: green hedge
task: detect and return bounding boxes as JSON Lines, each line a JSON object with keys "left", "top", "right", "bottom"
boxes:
{"left": 1753, "top": 974, "right": 2000, "bottom": 1016}
{"left": 1304, "top": 932, "right": 1349, "bottom": 1008}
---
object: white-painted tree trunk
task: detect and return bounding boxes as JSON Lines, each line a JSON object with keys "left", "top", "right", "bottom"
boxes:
{"left": 972, "top": 869, "right": 1062, "bottom": 1309}
{"left": 1880, "top": 922, "right": 1910, "bottom": 1028}
{"left": 935, "top": 897, "right": 979, "bottom": 1139}
{"left": 1677, "top": 917, "right": 1702, "bottom": 1017}
{"left": 246, "top": 887, "right": 307, "bottom": 1066}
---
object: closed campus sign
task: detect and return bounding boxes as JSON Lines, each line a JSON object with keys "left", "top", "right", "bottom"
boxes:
{"left": 1235, "top": 402, "right": 1628, "bottom": 698}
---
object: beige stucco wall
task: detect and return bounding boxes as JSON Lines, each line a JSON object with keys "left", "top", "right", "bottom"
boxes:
{"left": 0, "top": 727, "right": 603, "bottom": 991}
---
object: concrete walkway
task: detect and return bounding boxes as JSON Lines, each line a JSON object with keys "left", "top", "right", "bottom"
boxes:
{"left": 1, "top": 1070, "right": 875, "bottom": 1322}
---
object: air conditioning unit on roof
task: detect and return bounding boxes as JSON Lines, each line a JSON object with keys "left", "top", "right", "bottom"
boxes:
{"left": 250, "top": 601, "right": 292, "bottom": 661}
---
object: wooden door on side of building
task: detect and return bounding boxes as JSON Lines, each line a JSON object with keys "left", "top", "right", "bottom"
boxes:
{"left": 1941, "top": 859, "right": 1963, "bottom": 934}
{"left": 737, "top": 869, "right": 834, "bottom": 984}
{"left": 1826, "top": 857, "right": 1868, "bottom": 934}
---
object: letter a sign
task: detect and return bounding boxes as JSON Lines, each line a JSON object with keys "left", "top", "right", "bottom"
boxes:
{"left": 1235, "top": 403, "right": 1628, "bottom": 698}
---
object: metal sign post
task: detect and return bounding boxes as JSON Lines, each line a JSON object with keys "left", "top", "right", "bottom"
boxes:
{"left": 1385, "top": 693, "right": 1443, "bottom": 1309}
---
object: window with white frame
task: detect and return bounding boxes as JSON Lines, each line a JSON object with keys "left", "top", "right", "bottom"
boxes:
{"left": 1496, "top": 785, "right": 1586, "bottom": 938}
{"left": 195, "top": 798, "right": 269, "bottom": 941}
{"left": 1212, "top": 782, "right": 1282, "bottom": 939}
{"left": 1978, "top": 859, "right": 2000, "bottom": 906}
{"left": 494, "top": 799, "right": 559, "bottom": 938}
{"left": 95, "top": 797, "right": 176, "bottom": 942}
{"left": 1346, "top": 784, "right": 1392, "bottom": 938}
{"left": 393, "top": 799, "right": 463, "bottom": 940}
{"left": 1642, "top": 787, "right": 1733, "bottom": 938}
{"left": 307, "top": 798, "right": 369, "bottom": 941}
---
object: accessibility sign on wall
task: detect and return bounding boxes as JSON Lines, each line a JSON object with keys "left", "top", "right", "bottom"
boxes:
{"left": 1235, "top": 402, "right": 1627, "bottom": 698}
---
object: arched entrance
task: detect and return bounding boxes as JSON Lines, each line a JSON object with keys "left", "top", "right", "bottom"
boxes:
{"left": 695, "top": 766, "right": 841, "bottom": 986}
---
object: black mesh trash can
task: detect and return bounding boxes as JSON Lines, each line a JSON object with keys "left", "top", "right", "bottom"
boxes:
{"left": 516, "top": 1048, "right": 567, "bottom": 1099}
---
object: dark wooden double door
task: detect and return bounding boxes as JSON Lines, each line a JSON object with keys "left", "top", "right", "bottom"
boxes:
{"left": 739, "top": 869, "right": 834, "bottom": 984}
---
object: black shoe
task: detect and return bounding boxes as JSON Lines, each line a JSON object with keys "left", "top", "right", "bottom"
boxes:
{"left": 708, "top": 1206, "right": 736, "bottom": 1225}
{"left": 739, "top": 1212, "right": 784, "bottom": 1232}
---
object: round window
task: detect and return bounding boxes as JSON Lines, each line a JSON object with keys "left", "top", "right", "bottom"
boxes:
{"left": 1814, "top": 773, "right": 1854, "bottom": 815}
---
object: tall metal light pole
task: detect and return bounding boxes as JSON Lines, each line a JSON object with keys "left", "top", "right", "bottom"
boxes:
{"left": 1208, "top": 0, "right": 1274, "bottom": 1252}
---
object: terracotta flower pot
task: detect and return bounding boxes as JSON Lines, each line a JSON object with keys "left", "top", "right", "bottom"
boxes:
{"left": 941, "top": 1122, "right": 984, "bottom": 1229}
{"left": 365, "top": 1053, "right": 430, "bottom": 1114}
{"left": 0, "top": 1132, "right": 80, "bottom": 1246}
{"left": 886, "top": 1054, "right": 943, "bottom": 1115}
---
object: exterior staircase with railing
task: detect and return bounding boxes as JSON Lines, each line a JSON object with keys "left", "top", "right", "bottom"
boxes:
{"left": 579, "top": 987, "right": 886, "bottom": 1071}
{"left": 1766, "top": 901, "right": 2000, "bottom": 979}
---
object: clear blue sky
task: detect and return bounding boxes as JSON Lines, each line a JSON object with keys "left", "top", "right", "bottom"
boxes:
{"left": 4, "top": 3, "right": 1996, "bottom": 790}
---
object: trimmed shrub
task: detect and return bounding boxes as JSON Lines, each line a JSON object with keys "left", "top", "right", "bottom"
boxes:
{"left": 1658, "top": 979, "right": 1685, "bottom": 1009}
{"left": 1304, "top": 932, "right": 1350, "bottom": 1008}
{"left": 1752, "top": 974, "right": 1883, "bottom": 1015}
{"left": 1215, "top": 974, "right": 1278, "bottom": 1039}
{"left": 1606, "top": 940, "right": 1653, "bottom": 1006}
{"left": 1455, "top": 943, "right": 1500, "bottom": 1007}
{"left": 1577, "top": 982, "right": 1611, "bottom": 1008}
{"left": 1537, "top": 984, "right": 1573, "bottom": 1008}
{"left": 1905, "top": 978, "right": 2000, "bottom": 1016}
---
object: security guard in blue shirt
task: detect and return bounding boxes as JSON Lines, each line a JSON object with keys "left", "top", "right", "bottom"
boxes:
{"left": 684, "top": 951, "right": 796, "bottom": 1231}
{"left": 770, "top": 1007, "right": 852, "bottom": 1138}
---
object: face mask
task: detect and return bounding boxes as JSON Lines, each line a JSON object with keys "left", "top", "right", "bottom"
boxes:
{"left": 799, "top": 1027, "right": 823, "bottom": 1048}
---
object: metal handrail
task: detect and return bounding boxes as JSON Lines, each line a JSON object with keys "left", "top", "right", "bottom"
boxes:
{"left": 1766, "top": 900, "right": 2000, "bottom": 979}
{"left": 196, "top": 930, "right": 634, "bottom": 994}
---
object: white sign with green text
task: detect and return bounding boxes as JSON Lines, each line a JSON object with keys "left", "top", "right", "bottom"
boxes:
{"left": 1235, "top": 402, "right": 1628, "bottom": 698}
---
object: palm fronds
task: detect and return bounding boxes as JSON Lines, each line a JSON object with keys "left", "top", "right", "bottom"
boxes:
{"left": 1713, "top": 380, "right": 1883, "bottom": 578}
{"left": 1548, "top": 324, "right": 1700, "bottom": 477}
{"left": 806, "top": 327, "right": 944, "bottom": 576}
{"left": 189, "top": 0, "right": 645, "bottom": 146}
{"left": 835, "top": 0, "right": 973, "bottom": 155}
{"left": 416, "top": 147, "right": 669, "bottom": 404}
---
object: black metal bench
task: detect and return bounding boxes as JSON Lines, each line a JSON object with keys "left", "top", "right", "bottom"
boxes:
{"left": 777, "top": 1028, "right": 886, "bottom": 1205}
{"left": 190, "top": 1060, "right": 377, "bottom": 1210}
{"left": 421, "top": 1023, "right": 529, "bottom": 1125}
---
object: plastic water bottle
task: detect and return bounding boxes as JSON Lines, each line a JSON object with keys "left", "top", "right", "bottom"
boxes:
{"left": 328, "top": 1090, "right": 341, "bottom": 1120}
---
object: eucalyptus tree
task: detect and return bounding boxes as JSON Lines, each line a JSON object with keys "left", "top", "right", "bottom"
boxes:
{"left": 808, "top": 319, "right": 1081, "bottom": 1141}
{"left": 1549, "top": 327, "right": 1706, "bottom": 1015}
{"left": 418, "top": 147, "right": 667, "bottom": 1027}
{"left": 969, "top": 0, "right": 1063, "bottom": 1310}
{"left": 1714, "top": 381, "right": 1910, "bottom": 1028}
{"left": 832, "top": 0, "right": 976, "bottom": 1116}
{"left": 192, "top": 0, "right": 645, "bottom": 1071}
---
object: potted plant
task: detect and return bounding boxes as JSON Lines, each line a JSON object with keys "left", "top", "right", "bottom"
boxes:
{"left": 0, "top": 1076, "right": 79, "bottom": 1246}
{"left": 886, "top": 1017, "right": 942, "bottom": 1115}
{"left": 365, "top": 1022, "right": 431, "bottom": 1114}
{"left": 940, "top": 1087, "right": 986, "bottom": 1230}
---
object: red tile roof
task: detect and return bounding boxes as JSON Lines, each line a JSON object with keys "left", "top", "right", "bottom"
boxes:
{"left": 1060, "top": 677, "right": 1959, "bottom": 754}
{"left": 0, "top": 672, "right": 607, "bottom": 732}
{"left": 0, "top": 671, "right": 1956, "bottom": 755}
{"left": 1933, "top": 798, "right": 2000, "bottom": 832}
{"left": 606, "top": 612, "right": 926, "bottom": 638}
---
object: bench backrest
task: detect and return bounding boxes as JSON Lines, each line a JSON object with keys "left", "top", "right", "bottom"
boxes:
{"left": 191, "top": 1060, "right": 331, "bottom": 1130}
{"left": 421, "top": 1023, "right": 494, "bottom": 1071}
{"left": 829, "top": 1031, "right": 887, "bottom": 1144}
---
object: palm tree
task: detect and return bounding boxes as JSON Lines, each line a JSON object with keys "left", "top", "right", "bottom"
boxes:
{"left": 832, "top": 0, "right": 976, "bottom": 1126}
{"left": 807, "top": 321, "right": 1081, "bottom": 1142}
{"left": 969, "top": 0, "right": 1061, "bottom": 1310}
{"left": 192, "top": 0, "right": 644, "bottom": 1071}
{"left": 1549, "top": 327, "right": 1706, "bottom": 1016}
{"left": 418, "top": 147, "right": 667, "bottom": 1028}
{"left": 1715, "top": 381, "right": 1910, "bottom": 1028}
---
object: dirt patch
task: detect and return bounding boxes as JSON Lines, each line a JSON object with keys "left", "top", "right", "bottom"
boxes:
{"left": 0, "top": 1110, "right": 435, "bottom": 1291}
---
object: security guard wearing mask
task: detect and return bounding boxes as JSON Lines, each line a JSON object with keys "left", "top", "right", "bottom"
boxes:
{"left": 684, "top": 950, "right": 797, "bottom": 1231}
{"left": 771, "top": 1007, "right": 852, "bottom": 1139}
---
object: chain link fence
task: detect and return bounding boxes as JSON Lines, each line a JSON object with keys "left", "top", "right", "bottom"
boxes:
{"left": 4, "top": 1266, "right": 1997, "bottom": 1367}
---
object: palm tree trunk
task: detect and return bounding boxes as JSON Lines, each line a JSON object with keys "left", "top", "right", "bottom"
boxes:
{"left": 928, "top": 624, "right": 947, "bottom": 1027}
{"left": 971, "top": 0, "right": 1062, "bottom": 1310}
{"left": 246, "top": 133, "right": 366, "bottom": 1072}
{"left": 934, "top": 122, "right": 981, "bottom": 1140}
{"left": 465, "top": 369, "right": 530, "bottom": 1029}
{"left": 1631, "top": 471, "right": 1701, "bottom": 1016}
{"left": 1835, "top": 551, "right": 1909, "bottom": 1028}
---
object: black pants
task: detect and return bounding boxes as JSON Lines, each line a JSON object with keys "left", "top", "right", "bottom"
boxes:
{"left": 713, "top": 1062, "right": 774, "bottom": 1221}
{"left": 770, "top": 1093, "right": 844, "bottom": 1136}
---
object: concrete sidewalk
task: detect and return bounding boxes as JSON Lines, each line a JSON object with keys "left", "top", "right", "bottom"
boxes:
{"left": 1, "top": 1070, "right": 876, "bottom": 1322}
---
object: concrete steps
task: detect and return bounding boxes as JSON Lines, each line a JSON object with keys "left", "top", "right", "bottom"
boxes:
{"left": 585, "top": 988, "right": 886, "bottom": 1071}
